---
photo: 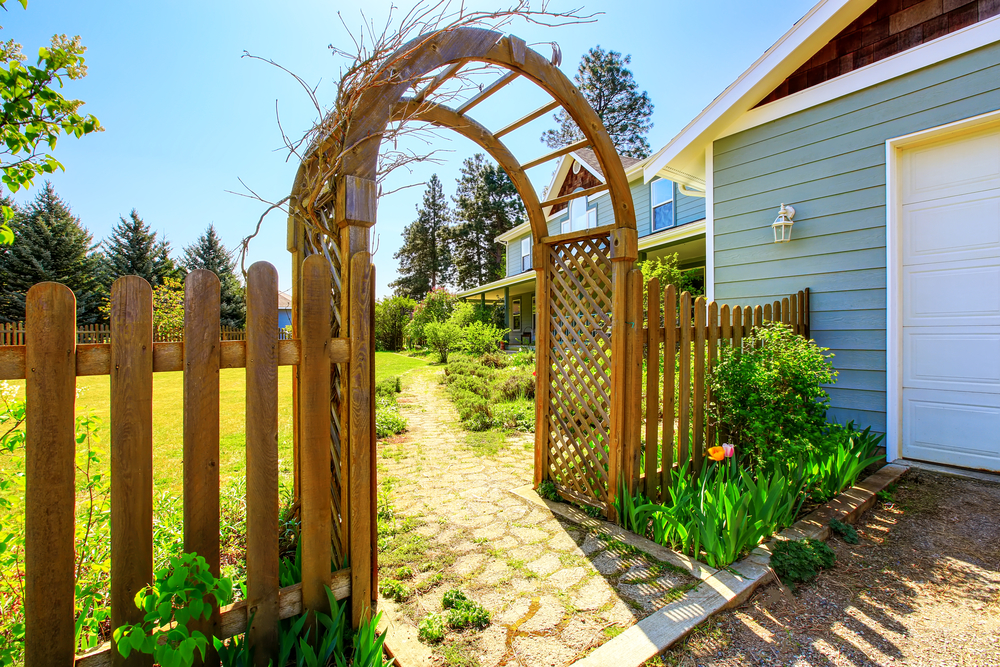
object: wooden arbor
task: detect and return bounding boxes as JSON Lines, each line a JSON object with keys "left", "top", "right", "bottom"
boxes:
{"left": 286, "top": 27, "right": 638, "bottom": 625}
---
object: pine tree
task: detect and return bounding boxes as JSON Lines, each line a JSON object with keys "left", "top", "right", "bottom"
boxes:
{"left": 180, "top": 224, "right": 246, "bottom": 327}
{"left": 390, "top": 174, "right": 453, "bottom": 301}
{"left": 542, "top": 46, "right": 654, "bottom": 159}
{"left": 0, "top": 182, "right": 103, "bottom": 323}
{"left": 450, "top": 154, "right": 525, "bottom": 290}
{"left": 100, "top": 209, "right": 178, "bottom": 289}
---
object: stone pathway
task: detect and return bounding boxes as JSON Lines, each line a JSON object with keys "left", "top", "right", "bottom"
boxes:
{"left": 377, "top": 367, "right": 697, "bottom": 666}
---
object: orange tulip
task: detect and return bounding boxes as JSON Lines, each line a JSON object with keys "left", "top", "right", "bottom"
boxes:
{"left": 707, "top": 446, "right": 725, "bottom": 462}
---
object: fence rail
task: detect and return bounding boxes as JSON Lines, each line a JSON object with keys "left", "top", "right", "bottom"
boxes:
{"left": 17, "top": 259, "right": 347, "bottom": 666}
{"left": 0, "top": 322, "right": 287, "bottom": 346}
{"left": 626, "top": 275, "right": 810, "bottom": 504}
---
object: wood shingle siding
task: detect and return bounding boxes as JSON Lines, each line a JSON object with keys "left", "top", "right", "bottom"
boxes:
{"left": 712, "top": 40, "right": 1000, "bottom": 433}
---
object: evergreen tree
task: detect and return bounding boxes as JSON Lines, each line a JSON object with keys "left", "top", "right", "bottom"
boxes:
{"left": 180, "top": 224, "right": 246, "bottom": 327}
{"left": 450, "top": 154, "right": 525, "bottom": 290}
{"left": 542, "top": 46, "right": 654, "bottom": 159}
{"left": 390, "top": 174, "right": 453, "bottom": 301}
{"left": 0, "top": 182, "right": 103, "bottom": 323}
{"left": 100, "top": 209, "right": 178, "bottom": 289}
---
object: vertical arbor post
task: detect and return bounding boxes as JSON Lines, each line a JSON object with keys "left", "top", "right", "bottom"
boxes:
{"left": 24, "top": 283, "right": 76, "bottom": 667}
{"left": 607, "top": 228, "right": 638, "bottom": 519}
{"left": 183, "top": 270, "right": 222, "bottom": 667}
{"left": 110, "top": 276, "right": 154, "bottom": 667}
{"left": 533, "top": 245, "right": 550, "bottom": 487}
{"left": 246, "top": 263, "right": 280, "bottom": 665}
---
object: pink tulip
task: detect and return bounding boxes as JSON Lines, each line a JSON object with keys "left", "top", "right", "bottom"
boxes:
{"left": 722, "top": 443, "right": 735, "bottom": 458}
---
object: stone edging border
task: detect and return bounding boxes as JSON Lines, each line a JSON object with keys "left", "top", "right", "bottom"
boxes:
{"left": 509, "top": 462, "right": 910, "bottom": 667}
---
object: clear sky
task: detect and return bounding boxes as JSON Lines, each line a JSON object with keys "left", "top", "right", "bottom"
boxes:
{"left": 3, "top": 0, "right": 816, "bottom": 297}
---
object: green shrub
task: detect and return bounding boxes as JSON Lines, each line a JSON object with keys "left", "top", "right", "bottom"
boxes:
{"left": 480, "top": 351, "right": 510, "bottom": 369}
{"left": 492, "top": 401, "right": 534, "bottom": 431}
{"left": 375, "top": 296, "right": 415, "bottom": 351}
{"left": 406, "top": 288, "right": 458, "bottom": 347}
{"left": 497, "top": 370, "right": 535, "bottom": 401}
{"left": 770, "top": 538, "right": 835, "bottom": 585}
{"left": 375, "top": 394, "right": 407, "bottom": 439}
{"left": 829, "top": 519, "right": 859, "bottom": 544}
{"left": 510, "top": 349, "right": 535, "bottom": 368}
{"left": 462, "top": 321, "right": 509, "bottom": 357}
{"left": 449, "top": 374, "right": 492, "bottom": 399}
{"left": 710, "top": 322, "right": 837, "bottom": 468}
{"left": 425, "top": 320, "right": 463, "bottom": 363}
{"left": 418, "top": 613, "right": 445, "bottom": 643}
{"left": 375, "top": 375, "right": 402, "bottom": 396}
{"left": 442, "top": 589, "right": 490, "bottom": 630}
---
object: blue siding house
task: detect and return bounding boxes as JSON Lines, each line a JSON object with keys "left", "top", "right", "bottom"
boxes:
{"left": 644, "top": 0, "right": 1000, "bottom": 472}
{"left": 458, "top": 148, "right": 707, "bottom": 345}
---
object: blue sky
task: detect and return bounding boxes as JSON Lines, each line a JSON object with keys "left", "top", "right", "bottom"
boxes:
{"left": 3, "top": 0, "right": 815, "bottom": 296}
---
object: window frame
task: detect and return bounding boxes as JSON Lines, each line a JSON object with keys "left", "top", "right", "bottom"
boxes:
{"left": 651, "top": 178, "right": 675, "bottom": 232}
{"left": 520, "top": 236, "right": 531, "bottom": 273}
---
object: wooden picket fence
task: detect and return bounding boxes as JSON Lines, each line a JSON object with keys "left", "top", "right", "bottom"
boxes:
{"left": 0, "top": 257, "right": 350, "bottom": 666}
{"left": 1, "top": 322, "right": 279, "bottom": 345}
{"left": 625, "top": 277, "right": 810, "bottom": 504}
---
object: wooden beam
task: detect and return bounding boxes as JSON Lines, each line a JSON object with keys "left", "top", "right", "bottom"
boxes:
{"left": 74, "top": 571, "right": 352, "bottom": 667}
{"left": 520, "top": 138, "right": 591, "bottom": 171}
{"left": 539, "top": 223, "right": 615, "bottom": 246}
{"left": 0, "top": 338, "right": 350, "bottom": 380}
{"left": 540, "top": 183, "right": 608, "bottom": 210}
{"left": 455, "top": 71, "right": 518, "bottom": 115}
{"left": 494, "top": 100, "right": 560, "bottom": 138}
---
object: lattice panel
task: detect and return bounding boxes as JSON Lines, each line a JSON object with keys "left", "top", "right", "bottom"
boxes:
{"left": 303, "top": 228, "right": 346, "bottom": 564}
{"left": 545, "top": 236, "right": 613, "bottom": 505}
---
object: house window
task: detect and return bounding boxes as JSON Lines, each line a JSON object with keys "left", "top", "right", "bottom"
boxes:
{"left": 561, "top": 192, "right": 598, "bottom": 234}
{"left": 521, "top": 237, "right": 531, "bottom": 272}
{"left": 532, "top": 295, "right": 536, "bottom": 332}
{"left": 512, "top": 299, "right": 521, "bottom": 331}
{"left": 652, "top": 179, "right": 674, "bottom": 231}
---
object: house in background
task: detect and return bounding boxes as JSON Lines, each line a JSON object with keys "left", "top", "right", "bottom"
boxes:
{"left": 646, "top": 0, "right": 1000, "bottom": 472}
{"left": 458, "top": 148, "right": 707, "bottom": 346}
{"left": 278, "top": 290, "right": 292, "bottom": 329}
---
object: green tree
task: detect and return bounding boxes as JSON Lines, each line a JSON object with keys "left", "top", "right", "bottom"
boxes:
{"left": 100, "top": 209, "right": 178, "bottom": 290}
{"left": 1, "top": 0, "right": 102, "bottom": 244}
{"left": 390, "top": 174, "right": 452, "bottom": 301}
{"left": 450, "top": 154, "right": 525, "bottom": 290}
{"left": 0, "top": 182, "right": 102, "bottom": 322}
{"left": 541, "top": 46, "right": 653, "bottom": 159}
{"left": 374, "top": 295, "right": 416, "bottom": 351}
{"left": 181, "top": 225, "right": 245, "bottom": 328}
{"left": 405, "top": 287, "right": 457, "bottom": 347}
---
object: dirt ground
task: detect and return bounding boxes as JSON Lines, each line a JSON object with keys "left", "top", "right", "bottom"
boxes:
{"left": 655, "top": 469, "right": 1000, "bottom": 667}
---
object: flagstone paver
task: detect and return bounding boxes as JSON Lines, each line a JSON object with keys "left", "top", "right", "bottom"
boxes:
{"left": 376, "top": 366, "right": 698, "bottom": 666}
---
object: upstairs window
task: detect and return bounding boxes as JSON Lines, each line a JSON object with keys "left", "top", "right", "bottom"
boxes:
{"left": 561, "top": 192, "right": 598, "bottom": 234}
{"left": 521, "top": 236, "right": 531, "bottom": 272}
{"left": 652, "top": 179, "right": 674, "bottom": 231}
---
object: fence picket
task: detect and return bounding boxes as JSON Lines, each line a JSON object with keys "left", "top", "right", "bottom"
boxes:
{"left": 24, "top": 283, "right": 77, "bottom": 666}
{"left": 246, "top": 263, "right": 280, "bottom": 665}
{"left": 644, "top": 278, "right": 660, "bottom": 501}
{"left": 677, "top": 291, "right": 691, "bottom": 468}
{"left": 183, "top": 270, "right": 222, "bottom": 666}
{"left": 692, "top": 297, "right": 706, "bottom": 472}
{"left": 110, "top": 276, "right": 154, "bottom": 667}
{"left": 707, "top": 301, "right": 719, "bottom": 453}
{"left": 660, "top": 285, "right": 676, "bottom": 498}
{"left": 300, "top": 255, "right": 333, "bottom": 621}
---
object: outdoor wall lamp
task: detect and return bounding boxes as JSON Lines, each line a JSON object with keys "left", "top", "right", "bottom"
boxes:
{"left": 772, "top": 203, "right": 795, "bottom": 243}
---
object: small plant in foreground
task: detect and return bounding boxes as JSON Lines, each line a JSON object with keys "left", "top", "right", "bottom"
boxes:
{"left": 536, "top": 479, "right": 559, "bottom": 502}
{"left": 770, "top": 538, "right": 835, "bottom": 586}
{"left": 418, "top": 613, "right": 445, "bottom": 643}
{"left": 442, "top": 590, "right": 490, "bottom": 630}
{"left": 829, "top": 518, "right": 859, "bottom": 544}
{"left": 379, "top": 578, "right": 411, "bottom": 602}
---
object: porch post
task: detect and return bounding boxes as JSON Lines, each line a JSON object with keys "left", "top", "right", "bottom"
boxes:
{"left": 504, "top": 286, "right": 510, "bottom": 345}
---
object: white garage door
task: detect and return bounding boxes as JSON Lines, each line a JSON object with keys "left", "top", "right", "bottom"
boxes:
{"left": 900, "top": 124, "right": 1000, "bottom": 472}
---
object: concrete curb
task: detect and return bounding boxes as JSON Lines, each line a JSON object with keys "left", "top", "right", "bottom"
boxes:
{"left": 509, "top": 463, "right": 910, "bottom": 667}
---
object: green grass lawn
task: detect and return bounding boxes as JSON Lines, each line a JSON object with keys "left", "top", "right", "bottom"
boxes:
{"left": 1, "top": 352, "right": 427, "bottom": 495}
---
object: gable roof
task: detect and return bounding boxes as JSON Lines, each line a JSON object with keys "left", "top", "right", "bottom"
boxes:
{"left": 573, "top": 147, "right": 642, "bottom": 179}
{"left": 643, "top": 0, "right": 877, "bottom": 185}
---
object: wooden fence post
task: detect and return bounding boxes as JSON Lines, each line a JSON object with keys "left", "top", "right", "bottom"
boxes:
{"left": 677, "top": 292, "right": 692, "bottom": 468}
{"left": 349, "top": 252, "right": 373, "bottom": 627}
{"left": 183, "top": 270, "right": 222, "bottom": 667}
{"left": 661, "top": 285, "right": 676, "bottom": 498}
{"left": 300, "top": 255, "right": 333, "bottom": 621}
{"left": 644, "top": 278, "right": 660, "bottom": 501}
{"left": 692, "top": 297, "right": 706, "bottom": 472}
{"left": 246, "top": 263, "right": 280, "bottom": 665}
{"left": 624, "top": 269, "right": 644, "bottom": 493}
{"left": 533, "top": 244, "right": 550, "bottom": 488}
{"left": 110, "top": 276, "right": 154, "bottom": 667}
{"left": 24, "top": 283, "right": 77, "bottom": 666}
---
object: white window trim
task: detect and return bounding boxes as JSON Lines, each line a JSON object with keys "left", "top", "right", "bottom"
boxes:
{"left": 705, "top": 146, "right": 715, "bottom": 302}
{"left": 520, "top": 236, "right": 531, "bottom": 273}
{"left": 724, "top": 14, "right": 1000, "bottom": 138}
{"left": 884, "top": 108, "right": 1000, "bottom": 465}
{"left": 651, "top": 178, "right": 675, "bottom": 232}
{"left": 562, "top": 192, "right": 595, "bottom": 234}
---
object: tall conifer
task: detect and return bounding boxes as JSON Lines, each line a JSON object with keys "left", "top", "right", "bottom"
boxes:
{"left": 0, "top": 182, "right": 103, "bottom": 322}
{"left": 181, "top": 224, "right": 246, "bottom": 327}
{"left": 390, "top": 174, "right": 453, "bottom": 301}
{"left": 100, "top": 209, "right": 178, "bottom": 289}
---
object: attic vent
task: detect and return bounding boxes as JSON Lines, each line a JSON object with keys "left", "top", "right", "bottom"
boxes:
{"left": 572, "top": 161, "right": 581, "bottom": 174}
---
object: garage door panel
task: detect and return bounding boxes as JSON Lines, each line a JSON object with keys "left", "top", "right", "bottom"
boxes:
{"left": 903, "top": 329, "right": 1000, "bottom": 392}
{"left": 902, "top": 390, "right": 1000, "bottom": 470}
{"left": 903, "top": 193, "right": 1000, "bottom": 265}
{"left": 903, "top": 127, "right": 1000, "bottom": 203}
{"left": 902, "top": 262, "right": 1000, "bottom": 326}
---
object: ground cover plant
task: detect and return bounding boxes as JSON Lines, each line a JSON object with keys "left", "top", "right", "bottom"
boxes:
{"left": 441, "top": 349, "right": 534, "bottom": 433}
{"left": 375, "top": 375, "right": 407, "bottom": 439}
